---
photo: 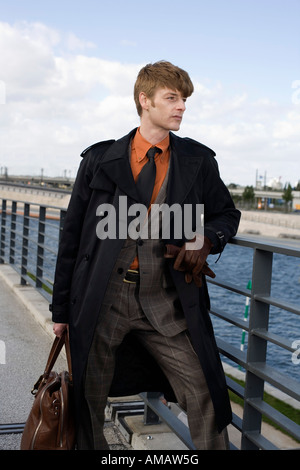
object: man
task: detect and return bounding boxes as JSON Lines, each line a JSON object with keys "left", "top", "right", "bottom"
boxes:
{"left": 51, "top": 61, "right": 240, "bottom": 450}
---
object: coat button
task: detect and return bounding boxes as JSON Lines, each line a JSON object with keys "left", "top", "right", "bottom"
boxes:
{"left": 84, "top": 254, "right": 90, "bottom": 260}
{"left": 117, "top": 267, "right": 124, "bottom": 274}
{"left": 137, "top": 238, "right": 143, "bottom": 246}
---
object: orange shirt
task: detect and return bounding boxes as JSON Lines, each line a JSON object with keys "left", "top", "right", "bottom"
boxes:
{"left": 131, "top": 128, "right": 170, "bottom": 203}
{"left": 129, "top": 128, "right": 170, "bottom": 270}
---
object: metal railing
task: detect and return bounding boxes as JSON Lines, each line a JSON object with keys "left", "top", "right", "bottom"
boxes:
{"left": 1, "top": 197, "right": 300, "bottom": 450}
{"left": 0, "top": 198, "right": 66, "bottom": 300}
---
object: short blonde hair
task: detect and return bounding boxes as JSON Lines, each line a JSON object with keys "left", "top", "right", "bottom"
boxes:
{"left": 134, "top": 60, "right": 194, "bottom": 116}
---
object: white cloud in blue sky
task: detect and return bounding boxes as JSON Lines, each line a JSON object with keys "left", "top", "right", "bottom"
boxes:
{"left": 0, "top": 0, "right": 299, "bottom": 186}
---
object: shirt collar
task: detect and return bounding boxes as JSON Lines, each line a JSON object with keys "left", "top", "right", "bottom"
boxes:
{"left": 132, "top": 127, "right": 170, "bottom": 163}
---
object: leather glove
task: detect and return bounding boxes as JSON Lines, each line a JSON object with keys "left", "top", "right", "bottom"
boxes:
{"left": 164, "top": 236, "right": 215, "bottom": 287}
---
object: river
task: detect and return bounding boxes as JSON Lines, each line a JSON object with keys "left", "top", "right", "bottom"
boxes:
{"left": 208, "top": 243, "right": 300, "bottom": 383}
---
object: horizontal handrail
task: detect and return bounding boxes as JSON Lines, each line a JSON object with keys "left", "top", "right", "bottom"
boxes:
{"left": 231, "top": 234, "right": 300, "bottom": 257}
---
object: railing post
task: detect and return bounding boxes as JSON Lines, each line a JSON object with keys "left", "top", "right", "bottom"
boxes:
{"left": 241, "top": 247, "right": 273, "bottom": 450}
{"left": 59, "top": 209, "right": 66, "bottom": 242}
{"left": 20, "top": 203, "right": 30, "bottom": 285}
{"left": 9, "top": 201, "right": 17, "bottom": 265}
{"left": 36, "top": 206, "right": 46, "bottom": 289}
{"left": 0, "top": 199, "right": 6, "bottom": 263}
{"left": 143, "top": 392, "right": 161, "bottom": 425}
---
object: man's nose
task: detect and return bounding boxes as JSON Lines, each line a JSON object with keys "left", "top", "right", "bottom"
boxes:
{"left": 177, "top": 99, "right": 186, "bottom": 111}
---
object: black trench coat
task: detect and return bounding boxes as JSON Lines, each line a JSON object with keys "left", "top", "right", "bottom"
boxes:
{"left": 50, "top": 128, "right": 241, "bottom": 432}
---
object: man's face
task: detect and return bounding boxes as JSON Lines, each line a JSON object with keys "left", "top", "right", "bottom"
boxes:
{"left": 144, "top": 87, "right": 187, "bottom": 132}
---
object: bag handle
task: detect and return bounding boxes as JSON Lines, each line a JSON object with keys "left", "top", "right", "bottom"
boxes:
{"left": 31, "top": 330, "right": 72, "bottom": 394}
{"left": 44, "top": 329, "right": 72, "bottom": 378}
{"left": 64, "top": 330, "right": 73, "bottom": 381}
{"left": 43, "top": 333, "right": 65, "bottom": 376}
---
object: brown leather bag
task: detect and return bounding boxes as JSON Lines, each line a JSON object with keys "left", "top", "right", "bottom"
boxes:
{"left": 20, "top": 330, "right": 75, "bottom": 450}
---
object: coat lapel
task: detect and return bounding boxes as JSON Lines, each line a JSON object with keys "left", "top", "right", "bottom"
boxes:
{"left": 91, "top": 129, "right": 203, "bottom": 207}
{"left": 94, "top": 128, "right": 140, "bottom": 203}
{"left": 167, "top": 133, "right": 203, "bottom": 206}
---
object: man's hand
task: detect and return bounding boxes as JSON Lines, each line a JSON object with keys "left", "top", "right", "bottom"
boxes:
{"left": 53, "top": 323, "right": 68, "bottom": 338}
{"left": 164, "top": 236, "right": 215, "bottom": 287}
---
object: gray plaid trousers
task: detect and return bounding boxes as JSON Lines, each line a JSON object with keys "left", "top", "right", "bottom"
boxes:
{"left": 77, "top": 242, "right": 228, "bottom": 450}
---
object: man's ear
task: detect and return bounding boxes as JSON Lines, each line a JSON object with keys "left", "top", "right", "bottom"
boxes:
{"left": 139, "top": 92, "right": 149, "bottom": 112}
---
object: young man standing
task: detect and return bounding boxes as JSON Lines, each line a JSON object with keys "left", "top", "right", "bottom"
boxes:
{"left": 51, "top": 61, "right": 240, "bottom": 450}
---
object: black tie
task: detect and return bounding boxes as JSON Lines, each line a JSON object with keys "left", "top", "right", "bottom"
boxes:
{"left": 136, "top": 146, "right": 162, "bottom": 208}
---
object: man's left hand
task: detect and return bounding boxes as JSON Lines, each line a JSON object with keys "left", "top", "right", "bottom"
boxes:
{"left": 164, "top": 236, "right": 215, "bottom": 287}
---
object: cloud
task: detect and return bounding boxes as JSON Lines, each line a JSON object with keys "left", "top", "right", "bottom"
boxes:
{"left": 60, "top": 55, "right": 141, "bottom": 95}
{"left": 0, "top": 21, "right": 56, "bottom": 92}
{"left": 65, "top": 32, "right": 96, "bottom": 52}
{"left": 0, "top": 20, "right": 299, "bottom": 186}
{"left": 180, "top": 86, "right": 300, "bottom": 185}
{"left": 120, "top": 39, "right": 137, "bottom": 48}
{"left": 273, "top": 110, "right": 300, "bottom": 140}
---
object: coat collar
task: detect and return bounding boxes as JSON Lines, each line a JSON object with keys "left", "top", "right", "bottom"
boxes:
{"left": 167, "top": 132, "right": 204, "bottom": 206}
{"left": 97, "top": 128, "right": 204, "bottom": 205}
{"left": 100, "top": 128, "right": 139, "bottom": 202}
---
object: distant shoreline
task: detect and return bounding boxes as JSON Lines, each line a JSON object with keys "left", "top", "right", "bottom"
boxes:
{"left": 238, "top": 210, "right": 300, "bottom": 240}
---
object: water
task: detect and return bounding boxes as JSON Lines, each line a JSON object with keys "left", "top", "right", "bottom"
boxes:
{"left": 208, "top": 244, "right": 300, "bottom": 383}
{"left": 2, "top": 214, "right": 59, "bottom": 285}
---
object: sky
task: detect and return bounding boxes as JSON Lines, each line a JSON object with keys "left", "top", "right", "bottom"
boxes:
{"left": 0, "top": 0, "right": 299, "bottom": 187}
